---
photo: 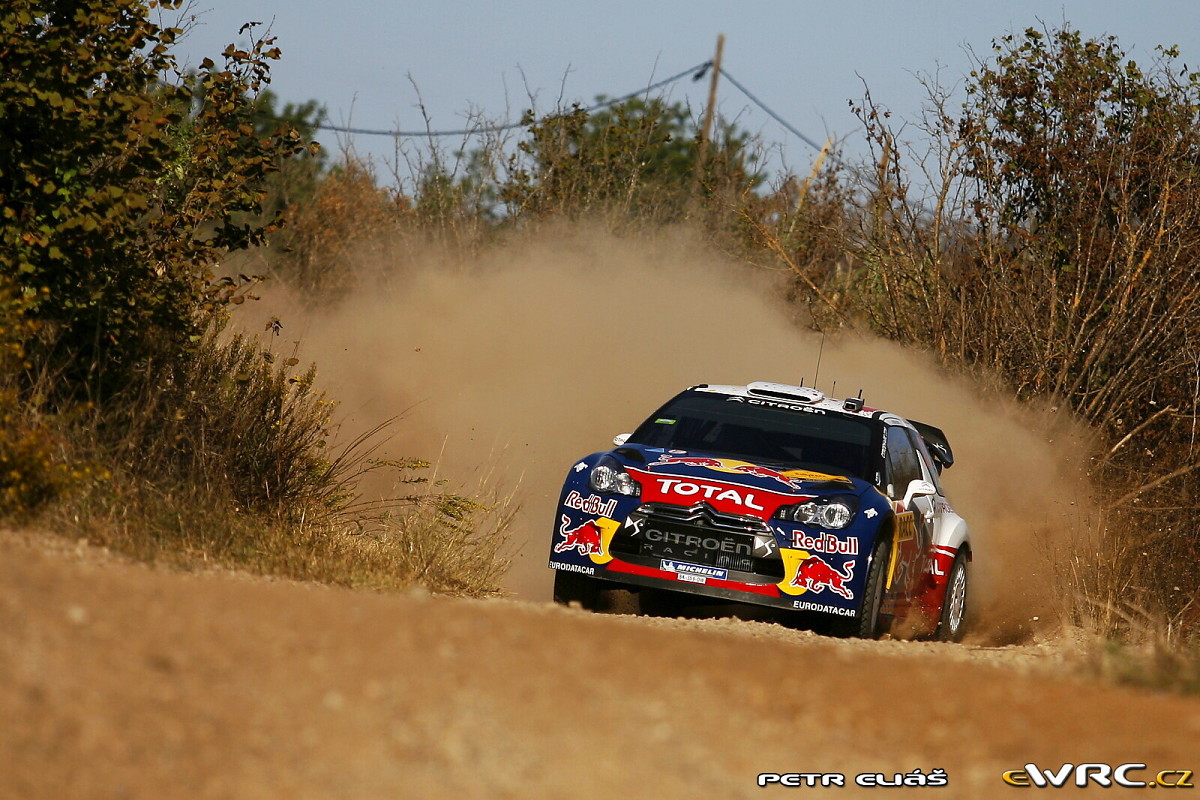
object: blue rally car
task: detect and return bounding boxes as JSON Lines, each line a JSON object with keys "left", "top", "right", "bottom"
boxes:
{"left": 548, "top": 381, "right": 971, "bottom": 640}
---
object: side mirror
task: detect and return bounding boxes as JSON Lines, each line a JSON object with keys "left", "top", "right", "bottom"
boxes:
{"left": 612, "top": 433, "right": 631, "bottom": 447}
{"left": 903, "top": 479, "right": 937, "bottom": 510}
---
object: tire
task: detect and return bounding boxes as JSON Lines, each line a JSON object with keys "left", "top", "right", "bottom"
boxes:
{"left": 936, "top": 550, "right": 969, "bottom": 642}
{"left": 553, "top": 569, "right": 601, "bottom": 610}
{"left": 847, "top": 534, "right": 891, "bottom": 639}
{"left": 553, "top": 570, "right": 640, "bottom": 615}
{"left": 638, "top": 586, "right": 690, "bottom": 618}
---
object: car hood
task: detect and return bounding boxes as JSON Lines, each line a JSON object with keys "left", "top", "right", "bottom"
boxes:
{"left": 612, "top": 443, "right": 874, "bottom": 520}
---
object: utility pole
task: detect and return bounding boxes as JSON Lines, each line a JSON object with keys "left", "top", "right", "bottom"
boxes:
{"left": 694, "top": 33, "right": 725, "bottom": 195}
{"left": 796, "top": 137, "right": 832, "bottom": 211}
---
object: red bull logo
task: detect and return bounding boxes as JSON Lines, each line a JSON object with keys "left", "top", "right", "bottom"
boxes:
{"left": 729, "top": 463, "right": 800, "bottom": 488}
{"left": 650, "top": 455, "right": 801, "bottom": 489}
{"left": 790, "top": 531, "right": 860, "bottom": 556}
{"left": 652, "top": 455, "right": 725, "bottom": 469}
{"left": 563, "top": 490, "right": 618, "bottom": 518}
{"left": 791, "top": 555, "right": 855, "bottom": 599}
{"left": 554, "top": 515, "right": 604, "bottom": 556}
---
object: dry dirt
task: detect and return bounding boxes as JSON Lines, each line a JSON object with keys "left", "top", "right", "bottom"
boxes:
{"left": 2, "top": 528, "right": 1197, "bottom": 799}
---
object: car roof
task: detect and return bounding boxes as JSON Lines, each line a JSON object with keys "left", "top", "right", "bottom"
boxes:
{"left": 687, "top": 381, "right": 911, "bottom": 427}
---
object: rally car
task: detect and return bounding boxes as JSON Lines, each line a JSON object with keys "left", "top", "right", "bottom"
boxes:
{"left": 548, "top": 381, "right": 971, "bottom": 640}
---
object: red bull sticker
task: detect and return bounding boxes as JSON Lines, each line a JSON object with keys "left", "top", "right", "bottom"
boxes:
{"left": 647, "top": 453, "right": 850, "bottom": 490}
{"left": 553, "top": 515, "right": 619, "bottom": 564}
{"left": 787, "top": 531, "right": 860, "bottom": 555}
{"left": 776, "top": 548, "right": 856, "bottom": 600}
{"left": 790, "top": 555, "right": 855, "bottom": 599}
{"left": 562, "top": 490, "right": 618, "bottom": 518}
{"left": 554, "top": 515, "right": 603, "bottom": 556}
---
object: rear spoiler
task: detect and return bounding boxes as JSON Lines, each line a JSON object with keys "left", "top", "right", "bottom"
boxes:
{"left": 910, "top": 420, "right": 954, "bottom": 471}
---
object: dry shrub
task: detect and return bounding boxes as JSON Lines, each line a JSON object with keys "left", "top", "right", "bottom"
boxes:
{"left": 65, "top": 469, "right": 514, "bottom": 596}
{"left": 499, "top": 97, "right": 764, "bottom": 224}
{"left": 1090, "top": 640, "right": 1200, "bottom": 695}
{"left": 271, "top": 160, "right": 409, "bottom": 297}
{"left": 796, "top": 27, "right": 1200, "bottom": 653}
{"left": 0, "top": 280, "right": 99, "bottom": 516}
{"left": 736, "top": 153, "right": 857, "bottom": 318}
{"left": 0, "top": 398, "right": 92, "bottom": 516}
{"left": 50, "top": 329, "right": 513, "bottom": 596}
{"left": 0, "top": 3, "right": 513, "bottom": 598}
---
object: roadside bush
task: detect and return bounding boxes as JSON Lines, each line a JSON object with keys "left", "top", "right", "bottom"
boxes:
{"left": 500, "top": 96, "right": 765, "bottom": 223}
{"left": 99, "top": 330, "right": 337, "bottom": 517}
{"left": 63, "top": 330, "right": 512, "bottom": 594}
{"left": 841, "top": 28, "right": 1200, "bottom": 434}
{"left": 269, "top": 161, "right": 407, "bottom": 297}
{"left": 0, "top": 407, "right": 79, "bottom": 517}
{"left": 0, "top": 0, "right": 306, "bottom": 401}
{"left": 0, "top": 1, "right": 512, "bottom": 596}
{"left": 0, "top": 276, "right": 87, "bottom": 515}
{"left": 811, "top": 26, "right": 1200, "bottom": 640}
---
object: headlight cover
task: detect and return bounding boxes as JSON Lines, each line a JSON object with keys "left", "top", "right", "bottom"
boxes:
{"left": 589, "top": 455, "right": 640, "bottom": 497}
{"left": 775, "top": 495, "right": 858, "bottom": 529}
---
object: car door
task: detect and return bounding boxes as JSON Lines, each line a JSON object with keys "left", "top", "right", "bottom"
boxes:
{"left": 883, "top": 425, "right": 932, "bottom": 602}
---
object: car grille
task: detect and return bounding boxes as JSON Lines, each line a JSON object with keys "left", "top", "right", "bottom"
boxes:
{"left": 610, "top": 503, "right": 784, "bottom": 580}
{"left": 639, "top": 503, "right": 771, "bottom": 533}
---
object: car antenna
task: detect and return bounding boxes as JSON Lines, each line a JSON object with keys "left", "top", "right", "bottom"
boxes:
{"left": 812, "top": 331, "right": 826, "bottom": 390}
{"left": 831, "top": 380, "right": 837, "bottom": 397}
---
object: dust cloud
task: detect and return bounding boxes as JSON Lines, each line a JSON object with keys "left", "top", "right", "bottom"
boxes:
{"left": 240, "top": 224, "right": 1093, "bottom": 641}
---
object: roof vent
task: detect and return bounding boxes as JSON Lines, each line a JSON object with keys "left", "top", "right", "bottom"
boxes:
{"left": 746, "top": 381, "right": 824, "bottom": 404}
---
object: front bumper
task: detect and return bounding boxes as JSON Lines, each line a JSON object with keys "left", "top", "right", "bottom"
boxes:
{"left": 550, "top": 500, "right": 862, "bottom": 618}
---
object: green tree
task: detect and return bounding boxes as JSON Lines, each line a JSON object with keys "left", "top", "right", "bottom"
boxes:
{"left": 956, "top": 27, "right": 1200, "bottom": 426}
{"left": 501, "top": 96, "right": 764, "bottom": 218}
{"left": 0, "top": 0, "right": 306, "bottom": 400}
{"left": 251, "top": 88, "right": 327, "bottom": 214}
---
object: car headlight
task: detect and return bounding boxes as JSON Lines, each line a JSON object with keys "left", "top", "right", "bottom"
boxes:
{"left": 775, "top": 496, "right": 858, "bottom": 529}
{"left": 589, "top": 455, "right": 640, "bottom": 497}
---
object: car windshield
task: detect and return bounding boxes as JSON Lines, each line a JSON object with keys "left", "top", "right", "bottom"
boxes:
{"left": 629, "top": 392, "right": 875, "bottom": 479}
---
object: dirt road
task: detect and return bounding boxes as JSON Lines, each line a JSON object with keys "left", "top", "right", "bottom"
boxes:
{"left": 1, "top": 529, "right": 1196, "bottom": 799}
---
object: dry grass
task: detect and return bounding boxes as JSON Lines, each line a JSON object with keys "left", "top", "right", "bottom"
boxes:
{"left": 7, "top": 327, "right": 515, "bottom": 597}
{"left": 1083, "top": 609, "right": 1200, "bottom": 694}
{"left": 58, "top": 470, "right": 515, "bottom": 596}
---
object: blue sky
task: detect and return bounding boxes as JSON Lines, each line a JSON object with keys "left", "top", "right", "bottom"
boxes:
{"left": 169, "top": 2, "right": 1200, "bottom": 187}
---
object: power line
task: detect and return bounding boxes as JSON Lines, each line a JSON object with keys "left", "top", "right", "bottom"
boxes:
{"left": 717, "top": 66, "right": 827, "bottom": 154}
{"left": 298, "top": 58, "right": 837, "bottom": 171}
{"left": 313, "top": 60, "right": 713, "bottom": 139}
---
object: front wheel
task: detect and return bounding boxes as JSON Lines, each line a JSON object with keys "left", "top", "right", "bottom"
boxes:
{"left": 936, "top": 551, "right": 969, "bottom": 642}
{"left": 553, "top": 569, "right": 601, "bottom": 609}
{"left": 858, "top": 535, "right": 893, "bottom": 638}
{"left": 834, "top": 534, "right": 891, "bottom": 639}
{"left": 553, "top": 570, "right": 639, "bottom": 614}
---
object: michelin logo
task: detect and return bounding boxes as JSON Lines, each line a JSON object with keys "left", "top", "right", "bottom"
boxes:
{"left": 661, "top": 560, "right": 727, "bottom": 580}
